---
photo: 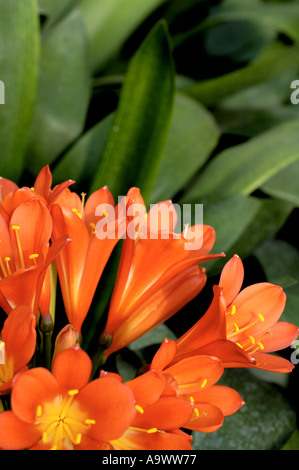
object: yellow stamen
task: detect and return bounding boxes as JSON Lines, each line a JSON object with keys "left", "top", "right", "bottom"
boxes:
{"left": 234, "top": 323, "right": 240, "bottom": 333}
{"left": 230, "top": 304, "right": 236, "bottom": 315}
{"left": 258, "top": 314, "right": 265, "bottom": 322}
{"left": 29, "top": 253, "right": 39, "bottom": 266}
{"left": 67, "top": 389, "right": 79, "bottom": 396}
{"left": 147, "top": 428, "right": 158, "bottom": 434}
{"left": 36, "top": 405, "right": 43, "bottom": 417}
{"left": 249, "top": 335, "right": 255, "bottom": 344}
{"left": 11, "top": 225, "right": 25, "bottom": 269}
{"left": 201, "top": 379, "right": 207, "bottom": 388}
{"left": 72, "top": 208, "right": 82, "bottom": 219}
{"left": 135, "top": 405, "right": 144, "bottom": 414}
{"left": 236, "top": 342, "right": 243, "bottom": 349}
{"left": 84, "top": 418, "right": 96, "bottom": 425}
{"left": 103, "top": 210, "right": 108, "bottom": 217}
{"left": 257, "top": 341, "right": 264, "bottom": 350}
{"left": 81, "top": 192, "right": 87, "bottom": 217}
{"left": 0, "top": 257, "right": 8, "bottom": 278}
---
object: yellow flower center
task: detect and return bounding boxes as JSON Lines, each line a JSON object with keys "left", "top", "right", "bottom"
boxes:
{"left": 35, "top": 389, "right": 96, "bottom": 450}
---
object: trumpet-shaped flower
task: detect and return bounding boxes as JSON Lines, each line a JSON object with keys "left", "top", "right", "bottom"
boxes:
{"left": 174, "top": 256, "right": 299, "bottom": 373}
{"left": 219, "top": 255, "right": 299, "bottom": 372}
{"left": 110, "top": 370, "right": 194, "bottom": 450}
{"left": 149, "top": 338, "right": 244, "bottom": 433}
{"left": 102, "top": 189, "right": 224, "bottom": 357}
{"left": 0, "top": 305, "right": 36, "bottom": 395}
{"left": 0, "top": 347, "right": 136, "bottom": 450}
{"left": 50, "top": 186, "right": 127, "bottom": 333}
{"left": 0, "top": 198, "right": 69, "bottom": 316}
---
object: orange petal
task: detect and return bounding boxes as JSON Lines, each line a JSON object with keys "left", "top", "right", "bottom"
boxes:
{"left": 0, "top": 411, "right": 41, "bottom": 450}
{"left": 133, "top": 396, "right": 193, "bottom": 431}
{"left": 78, "top": 376, "right": 135, "bottom": 441}
{"left": 51, "top": 346, "right": 92, "bottom": 390}
{"left": 175, "top": 286, "right": 227, "bottom": 357}
{"left": 1, "top": 305, "right": 36, "bottom": 372}
{"left": 185, "top": 403, "right": 224, "bottom": 433}
{"left": 231, "top": 283, "right": 286, "bottom": 338}
{"left": 11, "top": 368, "right": 60, "bottom": 423}
{"left": 127, "top": 370, "right": 166, "bottom": 409}
{"left": 259, "top": 321, "right": 299, "bottom": 352}
{"left": 33, "top": 165, "right": 52, "bottom": 201}
{"left": 219, "top": 254, "right": 244, "bottom": 307}
{"left": 166, "top": 355, "right": 224, "bottom": 394}
{"left": 192, "top": 384, "right": 245, "bottom": 416}
{"left": 151, "top": 339, "right": 177, "bottom": 372}
{"left": 113, "top": 428, "right": 192, "bottom": 450}
{"left": 252, "top": 351, "right": 295, "bottom": 373}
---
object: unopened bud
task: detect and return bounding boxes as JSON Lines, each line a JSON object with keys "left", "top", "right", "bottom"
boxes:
{"left": 52, "top": 324, "right": 77, "bottom": 362}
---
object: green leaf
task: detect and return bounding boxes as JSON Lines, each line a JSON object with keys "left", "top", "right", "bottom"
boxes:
{"left": 192, "top": 369, "right": 296, "bottom": 450}
{"left": 78, "top": 0, "right": 167, "bottom": 72}
{"left": 183, "top": 120, "right": 299, "bottom": 201}
{"left": 25, "top": 9, "right": 91, "bottom": 170}
{"left": 0, "top": 0, "right": 40, "bottom": 181}
{"left": 52, "top": 113, "right": 113, "bottom": 187}
{"left": 149, "top": 92, "right": 220, "bottom": 202}
{"left": 197, "top": 194, "right": 261, "bottom": 274}
{"left": 89, "top": 21, "right": 175, "bottom": 202}
{"left": 282, "top": 429, "right": 299, "bottom": 450}
{"left": 185, "top": 42, "right": 299, "bottom": 107}
{"left": 261, "top": 160, "right": 299, "bottom": 207}
{"left": 229, "top": 199, "right": 294, "bottom": 261}
{"left": 38, "top": 0, "right": 80, "bottom": 29}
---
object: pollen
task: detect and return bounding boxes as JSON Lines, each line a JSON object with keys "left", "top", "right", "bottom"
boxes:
{"left": 135, "top": 404, "right": 144, "bottom": 414}
{"left": 72, "top": 208, "right": 82, "bottom": 219}
{"left": 258, "top": 314, "right": 265, "bottom": 322}
{"left": 201, "top": 379, "right": 207, "bottom": 388}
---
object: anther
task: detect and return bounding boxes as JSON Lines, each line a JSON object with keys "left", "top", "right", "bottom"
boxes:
{"left": 29, "top": 253, "right": 39, "bottom": 266}
{"left": 257, "top": 341, "right": 264, "bottom": 350}
{"left": 103, "top": 210, "right": 108, "bottom": 217}
{"left": 147, "top": 428, "right": 158, "bottom": 434}
{"left": 84, "top": 419, "right": 96, "bottom": 425}
{"left": 234, "top": 323, "right": 240, "bottom": 333}
{"left": 201, "top": 379, "right": 207, "bottom": 388}
{"left": 36, "top": 405, "right": 43, "bottom": 418}
{"left": 72, "top": 208, "right": 82, "bottom": 219}
{"left": 258, "top": 314, "right": 265, "bottom": 322}
{"left": 231, "top": 305, "right": 236, "bottom": 315}
{"left": 135, "top": 405, "right": 144, "bottom": 414}
{"left": 249, "top": 335, "right": 255, "bottom": 344}
{"left": 68, "top": 389, "right": 79, "bottom": 396}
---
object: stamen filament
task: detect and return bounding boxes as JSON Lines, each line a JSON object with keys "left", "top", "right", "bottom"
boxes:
{"left": 11, "top": 225, "right": 25, "bottom": 269}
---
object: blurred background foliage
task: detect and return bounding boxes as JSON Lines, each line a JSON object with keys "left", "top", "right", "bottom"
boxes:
{"left": 1, "top": 0, "right": 299, "bottom": 449}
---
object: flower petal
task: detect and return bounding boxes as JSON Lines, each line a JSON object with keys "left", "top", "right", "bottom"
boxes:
{"left": 0, "top": 411, "right": 41, "bottom": 450}
{"left": 51, "top": 346, "right": 92, "bottom": 390}
{"left": 219, "top": 254, "right": 244, "bottom": 307}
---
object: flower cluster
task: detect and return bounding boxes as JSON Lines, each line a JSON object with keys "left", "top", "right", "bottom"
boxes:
{"left": 0, "top": 165, "right": 298, "bottom": 450}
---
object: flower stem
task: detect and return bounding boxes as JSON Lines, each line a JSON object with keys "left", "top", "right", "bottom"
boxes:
{"left": 39, "top": 314, "right": 54, "bottom": 371}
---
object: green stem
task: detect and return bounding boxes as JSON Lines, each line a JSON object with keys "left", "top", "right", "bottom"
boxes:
{"left": 39, "top": 314, "right": 54, "bottom": 371}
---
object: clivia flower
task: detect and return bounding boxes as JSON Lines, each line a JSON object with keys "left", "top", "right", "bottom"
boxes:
{"left": 0, "top": 197, "right": 69, "bottom": 317}
{"left": 0, "top": 347, "right": 136, "bottom": 450}
{"left": 149, "top": 338, "right": 244, "bottom": 433}
{"left": 50, "top": 185, "right": 128, "bottom": 333}
{"left": 173, "top": 256, "right": 299, "bottom": 373}
{"left": 0, "top": 305, "right": 36, "bottom": 395}
{"left": 101, "top": 188, "right": 224, "bottom": 358}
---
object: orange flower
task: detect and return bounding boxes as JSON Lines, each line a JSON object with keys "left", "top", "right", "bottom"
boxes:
{"left": 0, "top": 347, "right": 136, "bottom": 450}
{"left": 174, "top": 256, "right": 299, "bottom": 373}
{"left": 149, "top": 338, "right": 244, "bottom": 433}
{"left": 110, "top": 369, "right": 193, "bottom": 450}
{"left": 0, "top": 198, "right": 69, "bottom": 316}
{"left": 50, "top": 186, "right": 127, "bottom": 333}
{"left": 0, "top": 305, "right": 36, "bottom": 395}
{"left": 219, "top": 255, "right": 299, "bottom": 372}
{"left": 102, "top": 188, "right": 224, "bottom": 357}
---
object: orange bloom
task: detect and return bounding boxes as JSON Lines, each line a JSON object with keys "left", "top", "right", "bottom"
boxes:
{"left": 110, "top": 369, "right": 193, "bottom": 450}
{"left": 50, "top": 186, "right": 127, "bottom": 333}
{"left": 150, "top": 338, "right": 244, "bottom": 433}
{"left": 0, "top": 347, "right": 136, "bottom": 450}
{"left": 102, "top": 188, "right": 224, "bottom": 357}
{"left": 0, "top": 305, "right": 36, "bottom": 394}
{"left": 174, "top": 256, "right": 299, "bottom": 373}
{"left": 0, "top": 198, "right": 69, "bottom": 316}
{"left": 219, "top": 255, "right": 299, "bottom": 372}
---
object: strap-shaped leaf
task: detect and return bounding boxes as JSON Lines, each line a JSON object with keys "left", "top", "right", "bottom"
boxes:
{"left": 183, "top": 119, "right": 299, "bottom": 201}
{"left": 0, "top": 0, "right": 40, "bottom": 180}
{"left": 78, "top": 0, "right": 167, "bottom": 72}
{"left": 26, "top": 9, "right": 91, "bottom": 169}
{"left": 90, "top": 21, "right": 175, "bottom": 202}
